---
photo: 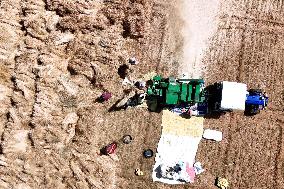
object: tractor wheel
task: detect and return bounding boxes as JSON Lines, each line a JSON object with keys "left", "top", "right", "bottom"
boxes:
{"left": 248, "top": 89, "right": 262, "bottom": 93}
{"left": 250, "top": 108, "right": 260, "bottom": 115}
{"left": 245, "top": 105, "right": 260, "bottom": 116}
{"left": 143, "top": 149, "right": 154, "bottom": 158}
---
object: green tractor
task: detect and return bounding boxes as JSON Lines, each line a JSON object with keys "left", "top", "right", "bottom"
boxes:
{"left": 146, "top": 75, "right": 206, "bottom": 111}
{"left": 146, "top": 75, "right": 269, "bottom": 116}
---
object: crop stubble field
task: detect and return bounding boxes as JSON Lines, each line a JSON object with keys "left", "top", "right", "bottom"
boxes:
{"left": 0, "top": 0, "right": 283, "bottom": 189}
{"left": 196, "top": 0, "right": 284, "bottom": 188}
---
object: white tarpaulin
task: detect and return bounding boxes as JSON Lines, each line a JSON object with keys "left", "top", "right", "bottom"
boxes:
{"left": 152, "top": 110, "right": 204, "bottom": 184}
{"left": 220, "top": 81, "right": 247, "bottom": 111}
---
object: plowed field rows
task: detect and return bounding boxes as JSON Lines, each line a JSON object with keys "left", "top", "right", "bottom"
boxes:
{"left": 199, "top": 0, "right": 284, "bottom": 188}
{"left": 0, "top": 0, "right": 283, "bottom": 188}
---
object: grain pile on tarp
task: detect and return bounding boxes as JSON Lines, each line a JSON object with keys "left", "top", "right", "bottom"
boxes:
{"left": 152, "top": 110, "right": 204, "bottom": 184}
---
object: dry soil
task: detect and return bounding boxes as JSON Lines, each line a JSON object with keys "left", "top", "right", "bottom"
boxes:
{"left": 0, "top": 0, "right": 283, "bottom": 189}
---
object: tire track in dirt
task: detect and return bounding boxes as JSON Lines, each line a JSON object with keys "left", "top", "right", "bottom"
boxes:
{"left": 272, "top": 123, "right": 282, "bottom": 189}
{"left": 0, "top": 0, "right": 31, "bottom": 152}
{"left": 236, "top": 19, "right": 247, "bottom": 82}
{"left": 0, "top": 1, "right": 22, "bottom": 161}
{"left": 223, "top": 113, "right": 282, "bottom": 189}
{"left": 242, "top": 31, "right": 284, "bottom": 110}
{"left": 221, "top": 0, "right": 283, "bottom": 106}
{"left": 0, "top": 1, "right": 38, "bottom": 188}
{"left": 143, "top": 0, "right": 182, "bottom": 77}
{"left": 275, "top": 115, "right": 284, "bottom": 188}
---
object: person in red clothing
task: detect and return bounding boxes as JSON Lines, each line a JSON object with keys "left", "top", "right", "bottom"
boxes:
{"left": 98, "top": 92, "right": 112, "bottom": 102}
{"left": 105, "top": 142, "right": 117, "bottom": 155}
{"left": 100, "top": 142, "right": 117, "bottom": 155}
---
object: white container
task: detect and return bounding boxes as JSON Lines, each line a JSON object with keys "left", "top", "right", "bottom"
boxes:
{"left": 220, "top": 81, "right": 247, "bottom": 111}
{"left": 203, "top": 129, "right": 222, "bottom": 142}
{"left": 194, "top": 162, "right": 204, "bottom": 175}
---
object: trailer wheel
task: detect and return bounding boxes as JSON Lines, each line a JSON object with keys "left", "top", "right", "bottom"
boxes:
{"left": 147, "top": 96, "right": 158, "bottom": 112}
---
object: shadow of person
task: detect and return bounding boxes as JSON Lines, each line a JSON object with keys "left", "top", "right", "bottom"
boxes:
{"left": 117, "top": 64, "right": 130, "bottom": 79}
{"left": 154, "top": 165, "right": 163, "bottom": 179}
{"left": 145, "top": 96, "right": 163, "bottom": 113}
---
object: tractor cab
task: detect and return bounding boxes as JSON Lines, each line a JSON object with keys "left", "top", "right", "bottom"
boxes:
{"left": 245, "top": 89, "right": 268, "bottom": 115}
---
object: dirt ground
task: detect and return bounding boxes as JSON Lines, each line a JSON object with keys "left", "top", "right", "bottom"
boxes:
{"left": 0, "top": 0, "right": 283, "bottom": 189}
